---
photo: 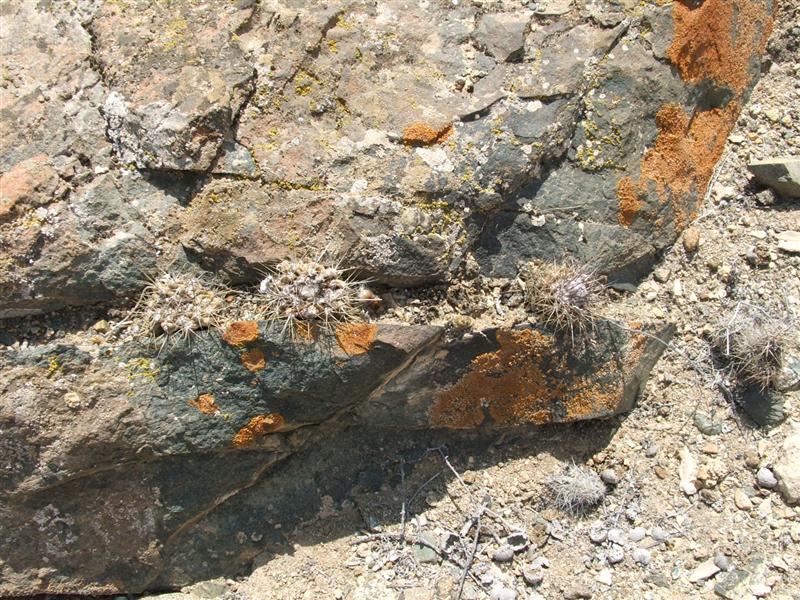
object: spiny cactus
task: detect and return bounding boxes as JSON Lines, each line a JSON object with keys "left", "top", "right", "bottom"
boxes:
{"left": 547, "top": 464, "right": 607, "bottom": 514}
{"left": 257, "top": 256, "right": 376, "bottom": 339}
{"left": 129, "top": 271, "right": 228, "bottom": 350}
{"left": 711, "top": 305, "right": 790, "bottom": 391}
{"left": 520, "top": 259, "right": 604, "bottom": 342}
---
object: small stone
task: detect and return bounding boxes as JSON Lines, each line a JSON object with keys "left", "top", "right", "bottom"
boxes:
{"left": 644, "top": 443, "right": 660, "bottom": 458}
{"left": 589, "top": 525, "right": 607, "bottom": 544}
{"left": 489, "top": 585, "right": 517, "bottom": 600}
{"left": 629, "top": 527, "right": 646, "bottom": 543}
{"left": 744, "top": 450, "right": 761, "bottom": 469}
{"left": 757, "top": 498, "right": 772, "bottom": 518}
{"left": 756, "top": 467, "right": 778, "bottom": 489}
{"left": 653, "top": 267, "right": 671, "bottom": 283}
{"left": 600, "top": 468, "right": 619, "bottom": 485}
{"left": 734, "top": 488, "right": 753, "bottom": 510}
{"left": 596, "top": 569, "right": 612, "bottom": 586}
{"left": 607, "top": 544, "right": 624, "bottom": 564}
{"left": 702, "top": 442, "right": 719, "bottom": 455}
{"left": 671, "top": 279, "right": 684, "bottom": 297}
{"left": 748, "top": 157, "right": 800, "bottom": 197}
{"left": 63, "top": 391, "right": 82, "bottom": 409}
{"left": 632, "top": 548, "right": 651, "bottom": 566}
{"left": 563, "top": 585, "right": 592, "bottom": 599}
{"left": 777, "top": 230, "right": 800, "bottom": 255}
{"left": 679, "top": 446, "right": 698, "bottom": 496}
{"left": 522, "top": 566, "right": 543, "bottom": 586}
{"left": 92, "top": 319, "right": 109, "bottom": 333}
{"left": 493, "top": 546, "right": 514, "bottom": 563}
{"left": 688, "top": 559, "right": 720, "bottom": 582}
{"left": 683, "top": 227, "right": 700, "bottom": 253}
{"left": 714, "top": 552, "right": 733, "bottom": 572}
{"left": 774, "top": 425, "right": 800, "bottom": 504}
{"left": 654, "top": 465, "right": 668, "bottom": 480}
{"left": 729, "top": 134, "right": 745, "bottom": 144}
{"left": 650, "top": 527, "right": 668, "bottom": 543}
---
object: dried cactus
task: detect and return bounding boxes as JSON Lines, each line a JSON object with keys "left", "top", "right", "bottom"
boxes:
{"left": 257, "top": 257, "right": 375, "bottom": 339}
{"left": 520, "top": 260, "right": 604, "bottom": 342}
{"left": 711, "top": 305, "right": 790, "bottom": 391}
{"left": 547, "top": 464, "right": 607, "bottom": 514}
{"left": 129, "top": 271, "right": 228, "bottom": 350}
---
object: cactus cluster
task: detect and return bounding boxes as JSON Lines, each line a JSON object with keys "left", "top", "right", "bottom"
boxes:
{"left": 130, "top": 272, "right": 228, "bottom": 349}
{"left": 520, "top": 260, "right": 604, "bottom": 342}
{"left": 257, "top": 258, "right": 374, "bottom": 338}
{"left": 711, "top": 305, "right": 790, "bottom": 391}
{"left": 547, "top": 464, "right": 607, "bottom": 514}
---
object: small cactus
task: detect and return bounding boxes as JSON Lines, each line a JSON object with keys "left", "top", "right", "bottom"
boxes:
{"left": 520, "top": 259, "right": 603, "bottom": 342}
{"left": 711, "top": 305, "right": 789, "bottom": 391}
{"left": 547, "top": 464, "right": 607, "bottom": 514}
{"left": 129, "top": 271, "right": 228, "bottom": 350}
{"left": 257, "top": 256, "right": 375, "bottom": 339}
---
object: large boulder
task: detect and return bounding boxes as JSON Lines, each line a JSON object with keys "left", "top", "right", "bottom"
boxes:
{"left": 0, "top": 319, "right": 672, "bottom": 593}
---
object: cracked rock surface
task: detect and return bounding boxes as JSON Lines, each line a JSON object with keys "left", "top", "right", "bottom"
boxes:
{"left": 0, "top": 0, "right": 776, "bottom": 595}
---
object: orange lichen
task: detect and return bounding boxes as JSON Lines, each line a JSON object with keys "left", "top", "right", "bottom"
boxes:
{"left": 335, "top": 323, "right": 378, "bottom": 355}
{"left": 617, "top": 102, "right": 739, "bottom": 231}
{"left": 222, "top": 321, "right": 259, "bottom": 346}
{"left": 667, "top": 0, "right": 773, "bottom": 94}
{"left": 233, "top": 413, "right": 285, "bottom": 447}
{"left": 429, "top": 329, "right": 623, "bottom": 429}
{"left": 402, "top": 121, "right": 454, "bottom": 146}
{"left": 619, "top": 0, "right": 772, "bottom": 231}
{"left": 188, "top": 393, "right": 220, "bottom": 415}
{"left": 241, "top": 348, "right": 267, "bottom": 372}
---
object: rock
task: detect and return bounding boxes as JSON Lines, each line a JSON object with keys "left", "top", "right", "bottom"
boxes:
{"left": 413, "top": 533, "right": 440, "bottom": 564}
{"left": 489, "top": 586, "right": 517, "bottom": 600}
{"left": 773, "top": 425, "right": 800, "bottom": 504}
{"left": 715, "top": 557, "right": 769, "bottom": 600}
{"left": 596, "top": 569, "right": 612, "bottom": 586}
{"left": 632, "top": 548, "right": 651, "bottom": 566}
{"left": 493, "top": 546, "right": 515, "bottom": 563}
{"left": 653, "top": 268, "right": 671, "bottom": 283}
{"left": 474, "top": 13, "right": 531, "bottom": 62}
{"left": 600, "top": 469, "right": 619, "bottom": 485}
{"left": 682, "top": 227, "right": 700, "bottom": 253}
{"left": 650, "top": 527, "right": 668, "bottom": 543}
{"left": 756, "top": 467, "right": 778, "bottom": 489}
{"left": 588, "top": 524, "right": 607, "bottom": 544}
{"left": 679, "top": 446, "right": 698, "bottom": 495}
{"left": 748, "top": 157, "right": 800, "bottom": 198}
{"left": 734, "top": 489, "right": 753, "bottom": 511}
{"left": 563, "top": 585, "right": 593, "bottom": 599}
{"left": 688, "top": 559, "right": 720, "bottom": 583}
{"left": 714, "top": 552, "right": 733, "bottom": 572}
{"left": 776, "top": 231, "right": 800, "bottom": 254}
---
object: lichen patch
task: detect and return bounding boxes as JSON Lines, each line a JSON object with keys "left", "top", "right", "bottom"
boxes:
{"left": 402, "top": 121, "right": 454, "bottom": 146}
{"left": 335, "top": 323, "right": 378, "bottom": 355}
{"left": 241, "top": 348, "right": 267, "bottom": 372}
{"left": 233, "top": 413, "right": 285, "bottom": 447}
{"left": 222, "top": 321, "right": 259, "bottom": 346}
{"left": 188, "top": 393, "right": 220, "bottom": 415}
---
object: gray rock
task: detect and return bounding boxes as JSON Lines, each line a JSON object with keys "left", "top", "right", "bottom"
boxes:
{"left": 748, "top": 157, "right": 800, "bottom": 198}
{"left": 474, "top": 12, "right": 531, "bottom": 62}
{"left": 632, "top": 548, "right": 651, "bottom": 566}
{"left": 756, "top": 466, "right": 778, "bottom": 489}
{"left": 493, "top": 546, "right": 515, "bottom": 563}
{"left": 600, "top": 469, "right": 620, "bottom": 485}
{"left": 773, "top": 425, "right": 800, "bottom": 505}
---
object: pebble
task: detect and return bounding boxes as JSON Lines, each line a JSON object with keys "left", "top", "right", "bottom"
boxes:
{"left": 629, "top": 527, "right": 646, "bottom": 543}
{"left": 734, "top": 488, "right": 753, "bottom": 511}
{"left": 522, "top": 566, "right": 544, "bottom": 587}
{"left": 588, "top": 525, "right": 607, "bottom": 544}
{"left": 632, "top": 548, "right": 651, "bottom": 566}
{"left": 683, "top": 227, "right": 700, "bottom": 252}
{"left": 653, "top": 267, "right": 671, "bottom": 283}
{"left": 644, "top": 443, "right": 660, "bottom": 458}
{"left": 493, "top": 546, "right": 514, "bottom": 563}
{"left": 650, "top": 527, "right": 669, "bottom": 543}
{"left": 607, "top": 544, "right": 624, "bottom": 564}
{"left": 563, "top": 585, "right": 592, "bottom": 599}
{"left": 756, "top": 467, "right": 778, "bottom": 489}
{"left": 744, "top": 450, "right": 761, "bottom": 469}
{"left": 757, "top": 498, "right": 772, "bottom": 518}
{"left": 689, "top": 559, "right": 720, "bottom": 582}
{"left": 714, "top": 552, "right": 733, "bottom": 572}
{"left": 596, "top": 569, "right": 612, "bottom": 586}
{"left": 600, "top": 469, "right": 619, "bottom": 485}
{"left": 490, "top": 586, "right": 517, "bottom": 600}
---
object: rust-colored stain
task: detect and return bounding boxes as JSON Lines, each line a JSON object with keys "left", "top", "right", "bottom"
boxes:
{"left": 667, "top": 0, "right": 772, "bottom": 94}
{"left": 617, "top": 102, "right": 739, "bottom": 231}
{"left": 402, "top": 121, "right": 454, "bottom": 146}
{"left": 222, "top": 321, "right": 259, "bottom": 346}
{"left": 335, "top": 323, "right": 378, "bottom": 355}
{"left": 617, "top": 0, "right": 772, "bottom": 231}
{"left": 428, "top": 329, "right": 622, "bottom": 429}
{"left": 233, "top": 413, "right": 285, "bottom": 447}
{"left": 241, "top": 348, "right": 267, "bottom": 372}
{"left": 188, "top": 393, "right": 220, "bottom": 415}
